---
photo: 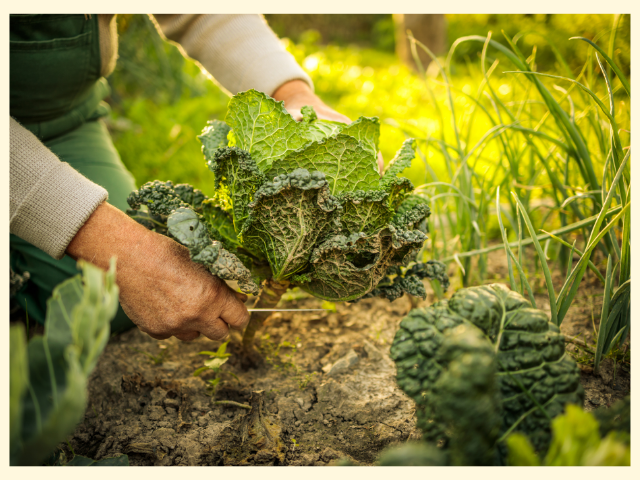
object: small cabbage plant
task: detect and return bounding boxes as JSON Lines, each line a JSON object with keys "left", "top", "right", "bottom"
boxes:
{"left": 127, "top": 90, "right": 448, "bottom": 353}
{"left": 390, "top": 284, "right": 584, "bottom": 465}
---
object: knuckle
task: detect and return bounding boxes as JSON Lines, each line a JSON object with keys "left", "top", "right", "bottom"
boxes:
{"left": 206, "top": 319, "right": 230, "bottom": 341}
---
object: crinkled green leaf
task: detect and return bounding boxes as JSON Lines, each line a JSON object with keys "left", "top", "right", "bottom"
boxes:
{"left": 198, "top": 119, "right": 231, "bottom": 160}
{"left": 302, "top": 226, "right": 426, "bottom": 301}
{"left": 173, "top": 183, "right": 207, "bottom": 211}
{"left": 300, "top": 105, "right": 344, "bottom": 141}
{"left": 166, "top": 207, "right": 212, "bottom": 254}
{"left": 372, "top": 275, "right": 427, "bottom": 302}
{"left": 225, "top": 90, "right": 310, "bottom": 171}
{"left": 340, "top": 116, "right": 380, "bottom": 157}
{"left": 337, "top": 189, "right": 394, "bottom": 235}
{"left": 127, "top": 180, "right": 190, "bottom": 216}
{"left": 396, "top": 194, "right": 431, "bottom": 216}
{"left": 300, "top": 107, "right": 379, "bottom": 151}
{"left": 269, "top": 134, "right": 380, "bottom": 195}
{"left": 167, "top": 208, "right": 259, "bottom": 295}
{"left": 433, "top": 325, "right": 502, "bottom": 466}
{"left": 240, "top": 169, "right": 341, "bottom": 281}
{"left": 301, "top": 105, "right": 318, "bottom": 122}
{"left": 384, "top": 176, "right": 415, "bottom": 210}
{"left": 204, "top": 147, "right": 266, "bottom": 232}
{"left": 201, "top": 200, "right": 242, "bottom": 252}
{"left": 364, "top": 260, "right": 449, "bottom": 303}
{"left": 304, "top": 120, "right": 345, "bottom": 142}
{"left": 395, "top": 194, "right": 431, "bottom": 233}
{"left": 392, "top": 203, "right": 431, "bottom": 230}
{"left": 408, "top": 260, "right": 450, "bottom": 290}
{"left": 125, "top": 209, "right": 168, "bottom": 234}
{"left": 381, "top": 139, "right": 416, "bottom": 189}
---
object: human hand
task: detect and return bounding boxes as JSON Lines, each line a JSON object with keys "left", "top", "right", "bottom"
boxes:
{"left": 273, "top": 80, "right": 384, "bottom": 173}
{"left": 67, "top": 202, "right": 250, "bottom": 341}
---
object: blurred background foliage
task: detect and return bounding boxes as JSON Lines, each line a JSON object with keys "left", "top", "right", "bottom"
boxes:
{"left": 107, "top": 13, "right": 629, "bottom": 195}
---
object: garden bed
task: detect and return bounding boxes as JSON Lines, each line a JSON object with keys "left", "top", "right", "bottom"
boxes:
{"left": 65, "top": 251, "right": 629, "bottom": 466}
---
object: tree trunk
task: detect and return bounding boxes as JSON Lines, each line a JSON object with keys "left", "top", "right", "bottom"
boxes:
{"left": 394, "top": 14, "right": 447, "bottom": 72}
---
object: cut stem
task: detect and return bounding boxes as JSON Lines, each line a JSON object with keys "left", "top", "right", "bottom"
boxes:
{"left": 242, "top": 278, "right": 290, "bottom": 351}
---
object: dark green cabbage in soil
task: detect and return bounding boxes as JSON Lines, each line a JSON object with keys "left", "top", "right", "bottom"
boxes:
{"left": 127, "top": 89, "right": 447, "bottom": 302}
{"left": 390, "top": 284, "right": 584, "bottom": 465}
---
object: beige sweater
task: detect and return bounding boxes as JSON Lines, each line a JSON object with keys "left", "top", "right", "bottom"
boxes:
{"left": 10, "top": 14, "right": 312, "bottom": 260}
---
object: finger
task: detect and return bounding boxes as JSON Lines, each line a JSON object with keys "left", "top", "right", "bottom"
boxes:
{"left": 175, "top": 331, "right": 200, "bottom": 342}
{"left": 218, "top": 292, "right": 251, "bottom": 330}
{"left": 377, "top": 152, "right": 385, "bottom": 175}
{"left": 198, "top": 317, "right": 230, "bottom": 341}
{"left": 140, "top": 328, "right": 171, "bottom": 341}
{"left": 286, "top": 108, "right": 303, "bottom": 121}
{"left": 233, "top": 290, "right": 249, "bottom": 303}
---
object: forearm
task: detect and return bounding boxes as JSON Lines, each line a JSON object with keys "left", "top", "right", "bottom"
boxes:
{"left": 66, "top": 201, "right": 159, "bottom": 271}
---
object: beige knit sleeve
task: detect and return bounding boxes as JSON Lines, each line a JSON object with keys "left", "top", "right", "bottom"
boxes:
{"left": 10, "top": 117, "right": 109, "bottom": 260}
{"left": 151, "top": 14, "right": 313, "bottom": 96}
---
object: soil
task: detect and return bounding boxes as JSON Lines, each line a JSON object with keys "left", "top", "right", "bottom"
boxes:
{"left": 62, "top": 250, "right": 629, "bottom": 466}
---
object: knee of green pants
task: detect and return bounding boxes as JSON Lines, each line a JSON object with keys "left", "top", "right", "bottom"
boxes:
{"left": 11, "top": 118, "right": 138, "bottom": 332}
{"left": 46, "top": 119, "right": 137, "bottom": 212}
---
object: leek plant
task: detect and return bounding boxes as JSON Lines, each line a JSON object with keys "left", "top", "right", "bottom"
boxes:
{"left": 398, "top": 17, "right": 629, "bottom": 370}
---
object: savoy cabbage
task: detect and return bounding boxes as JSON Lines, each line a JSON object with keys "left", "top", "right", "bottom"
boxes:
{"left": 127, "top": 90, "right": 448, "bottom": 348}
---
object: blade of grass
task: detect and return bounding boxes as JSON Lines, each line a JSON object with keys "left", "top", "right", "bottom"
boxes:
{"left": 504, "top": 70, "right": 621, "bottom": 141}
{"left": 510, "top": 191, "right": 558, "bottom": 325}
{"left": 506, "top": 246, "right": 537, "bottom": 308}
{"left": 594, "top": 255, "right": 613, "bottom": 372}
{"left": 409, "top": 33, "right": 462, "bottom": 156}
{"left": 441, "top": 205, "right": 622, "bottom": 262}
{"left": 540, "top": 231, "right": 606, "bottom": 284}
{"left": 496, "top": 187, "right": 517, "bottom": 291}
{"left": 619, "top": 191, "right": 630, "bottom": 284}
{"left": 594, "top": 52, "right": 628, "bottom": 190}
{"left": 570, "top": 37, "right": 630, "bottom": 96}
{"left": 517, "top": 202, "right": 525, "bottom": 294}
{"left": 566, "top": 240, "right": 576, "bottom": 281}
{"left": 556, "top": 149, "right": 630, "bottom": 312}
{"left": 499, "top": 32, "right": 601, "bottom": 195}
{"left": 556, "top": 202, "right": 630, "bottom": 324}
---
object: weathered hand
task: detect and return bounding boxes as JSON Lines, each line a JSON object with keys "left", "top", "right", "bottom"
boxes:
{"left": 273, "top": 80, "right": 385, "bottom": 173}
{"left": 67, "top": 202, "right": 250, "bottom": 341}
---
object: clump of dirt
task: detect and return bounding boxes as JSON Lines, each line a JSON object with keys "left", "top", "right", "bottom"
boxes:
{"left": 64, "top": 250, "right": 629, "bottom": 465}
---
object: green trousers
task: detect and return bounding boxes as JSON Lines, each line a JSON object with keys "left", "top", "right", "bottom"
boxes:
{"left": 10, "top": 119, "right": 137, "bottom": 333}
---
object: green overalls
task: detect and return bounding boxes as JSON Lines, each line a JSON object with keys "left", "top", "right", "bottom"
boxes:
{"left": 10, "top": 14, "right": 135, "bottom": 332}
